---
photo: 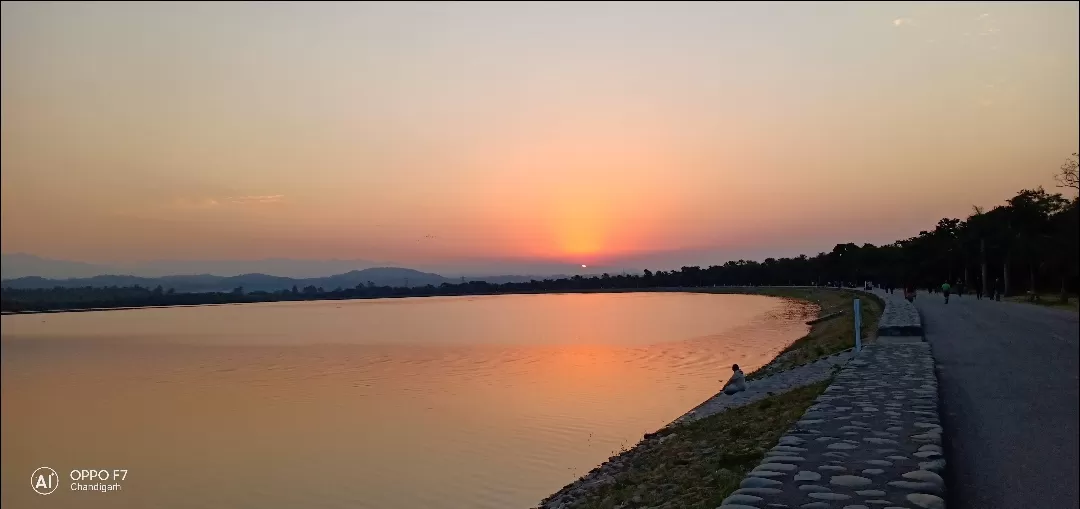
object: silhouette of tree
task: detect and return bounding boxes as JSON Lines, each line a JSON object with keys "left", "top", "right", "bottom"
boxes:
{"left": 1055, "top": 152, "right": 1079, "bottom": 191}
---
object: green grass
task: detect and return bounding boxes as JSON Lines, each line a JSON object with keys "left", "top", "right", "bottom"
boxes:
{"left": 556, "top": 381, "right": 830, "bottom": 509}
{"left": 690, "top": 287, "right": 884, "bottom": 379}
{"left": 1005, "top": 293, "right": 1080, "bottom": 312}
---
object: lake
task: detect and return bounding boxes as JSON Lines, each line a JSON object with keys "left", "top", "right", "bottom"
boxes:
{"left": 1, "top": 292, "right": 811, "bottom": 509}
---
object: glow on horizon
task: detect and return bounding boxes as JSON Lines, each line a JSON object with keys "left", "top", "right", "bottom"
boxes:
{"left": 1, "top": 2, "right": 1077, "bottom": 269}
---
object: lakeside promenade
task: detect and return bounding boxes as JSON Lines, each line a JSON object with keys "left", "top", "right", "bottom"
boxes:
{"left": 544, "top": 286, "right": 1078, "bottom": 509}
{"left": 720, "top": 289, "right": 942, "bottom": 509}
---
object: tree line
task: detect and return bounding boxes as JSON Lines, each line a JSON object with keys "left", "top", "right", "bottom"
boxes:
{"left": 3, "top": 158, "right": 1077, "bottom": 313}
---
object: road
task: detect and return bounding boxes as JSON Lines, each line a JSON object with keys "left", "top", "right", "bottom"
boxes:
{"left": 916, "top": 292, "right": 1079, "bottom": 509}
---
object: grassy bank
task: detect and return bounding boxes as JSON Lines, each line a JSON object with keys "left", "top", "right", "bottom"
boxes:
{"left": 540, "top": 381, "right": 830, "bottom": 509}
{"left": 1005, "top": 293, "right": 1079, "bottom": 312}
{"left": 691, "top": 287, "right": 884, "bottom": 379}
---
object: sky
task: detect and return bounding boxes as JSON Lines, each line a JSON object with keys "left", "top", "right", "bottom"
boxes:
{"left": 2, "top": 1, "right": 1078, "bottom": 275}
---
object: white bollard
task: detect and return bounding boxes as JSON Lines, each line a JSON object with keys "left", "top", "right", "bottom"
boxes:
{"left": 854, "top": 298, "right": 862, "bottom": 353}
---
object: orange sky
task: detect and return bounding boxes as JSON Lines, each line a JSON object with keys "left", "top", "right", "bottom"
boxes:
{"left": 1, "top": 2, "right": 1077, "bottom": 271}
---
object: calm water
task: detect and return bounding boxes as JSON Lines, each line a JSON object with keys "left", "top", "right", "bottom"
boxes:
{"left": 1, "top": 292, "right": 811, "bottom": 509}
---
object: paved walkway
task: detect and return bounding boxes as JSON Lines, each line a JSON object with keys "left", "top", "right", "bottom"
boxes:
{"left": 916, "top": 292, "right": 1079, "bottom": 509}
{"left": 874, "top": 290, "right": 922, "bottom": 337}
{"left": 720, "top": 339, "right": 945, "bottom": 509}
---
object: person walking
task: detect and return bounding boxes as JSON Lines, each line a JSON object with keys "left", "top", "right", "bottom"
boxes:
{"left": 942, "top": 281, "right": 952, "bottom": 304}
{"left": 993, "top": 277, "right": 1003, "bottom": 301}
{"left": 904, "top": 282, "right": 917, "bottom": 302}
{"left": 975, "top": 279, "right": 983, "bottom": 300}
{"left": 955, "top": 279, "right": 964, "bottom": 298}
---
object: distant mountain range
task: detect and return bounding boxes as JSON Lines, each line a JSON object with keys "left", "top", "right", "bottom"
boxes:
{"left": 0, "top": 254, "right": 581, "bottom": 293}
{"left": 0, "top": 253, "right": 384, "bottom": 279}
{"left": 0, "top": 253, "right": 627, "bottom": 292}
{"left": 1, "top": 267, "right": 449, "bottom": 293}
{"left": 1, "top": 253, "right": 110, "bottom": 280}
{"left": 1, "top": 269, "right": 581, "bottom": 293}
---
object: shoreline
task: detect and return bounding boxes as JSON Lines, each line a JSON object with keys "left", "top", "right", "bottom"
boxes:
{"left": 535, "top": 287, "right": 883, "bottom": 509}
{"left": 0, "top": 285, "right": 875, "bottom": 316}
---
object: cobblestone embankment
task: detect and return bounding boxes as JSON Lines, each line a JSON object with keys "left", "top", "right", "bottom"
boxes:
{"left": 718, "top": 340, "right": 945, "bottom": 509}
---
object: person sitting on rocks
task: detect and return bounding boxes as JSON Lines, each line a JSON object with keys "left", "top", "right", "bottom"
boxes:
{"left": 722, "top": 364, "right": 747, "bottom": 395}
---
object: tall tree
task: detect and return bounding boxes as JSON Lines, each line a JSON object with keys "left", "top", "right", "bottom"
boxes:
{"left": 1006, "top": 188, "right": 1070, "bottom": 297}
{"left": 1055, "top": 152, "right": 1079, "bottom": 192}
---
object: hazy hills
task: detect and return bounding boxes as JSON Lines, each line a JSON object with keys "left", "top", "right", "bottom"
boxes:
{"left": 0, "top": 254, "right": 581, "bottom": 292}
{"left": 1, "top": 267, "right": 454, "bottom": 293}
{"left": 0, "top": 253, "right": 625, "bottom": 292}
{"left": 0, "top": 253, "right": 383, "bottom": 279}
{"left": 0, "top": 269, "right": 583, "bottom": 293}
{"left": 1, "top": 253, "right": 110, "bottom": 280}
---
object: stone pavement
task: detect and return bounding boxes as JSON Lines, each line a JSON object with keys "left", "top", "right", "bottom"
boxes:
{"left": 719, "top": 341, "right": 945, "bottom": 509}
{"left": 872, "top": 290, "right": 922, "bottom": 337}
